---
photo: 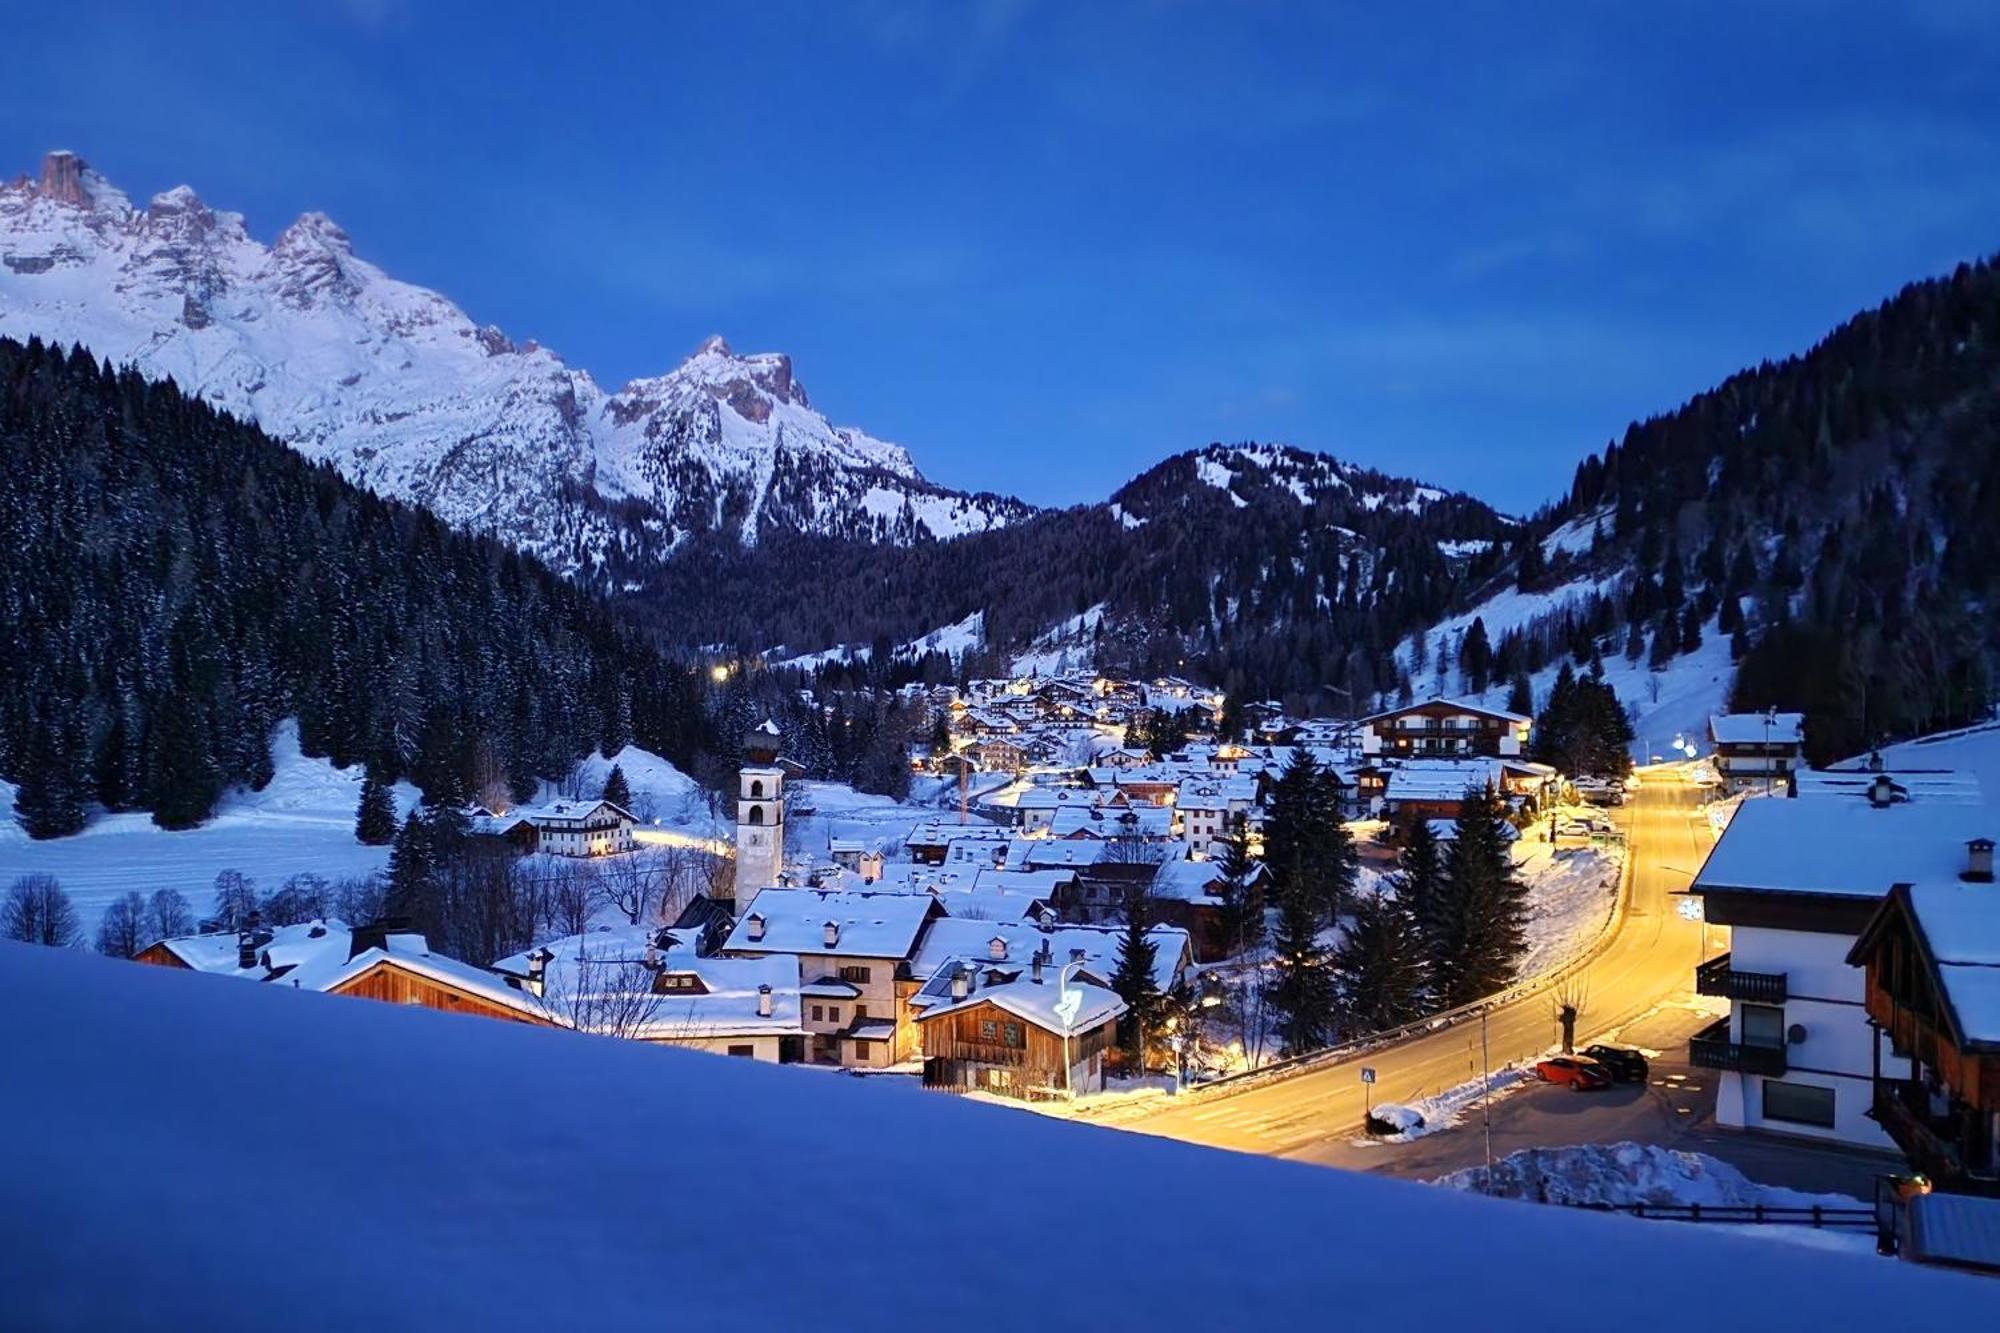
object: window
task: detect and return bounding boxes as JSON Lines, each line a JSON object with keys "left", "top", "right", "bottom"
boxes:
{"left": 827, "top": 1006, "right": 840, "bottom": 1024}
{"left": 1763, "top": 1080, "right": 1837, "bottom": 1128}
{"left": 838, "top": 964, "right": 872, "bottom": 984}
{"left": 1741, "top": 1003, "right": 1786, "bottom": 1049}
{"left": 980, "top": 1019, "right": 998, "bottom": 1041}
{"left": 727, "top": 1045, "right": 755, "bottom": 1058}
{"left": 853, "top": 1004, "right": 867, "bottom": 1020}
{"left": 747, "top": 806, "right": 764, "bottom": 826}
{"left": 750, "top": 779, "right": 764, "bottom": 799}
{"left": 811, "top": 1004, "right": 823, "bottom": 1022}
{"left": 1002, "top": 1022, "right": 1025, "bottom": 1049}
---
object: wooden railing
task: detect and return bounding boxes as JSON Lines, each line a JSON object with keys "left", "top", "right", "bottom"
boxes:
{"left": 1688, "top": 1017, "right": 1788, "bottom": 1077}
{"left": 1695, "top": 953, "right": 1788, "bottom": 1004}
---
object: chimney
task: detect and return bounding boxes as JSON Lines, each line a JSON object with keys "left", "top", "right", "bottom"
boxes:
{"left": 1867, "top": 749, "right": 1885, "bottom": 773}
{"left": 951, "top": 967, "right": 969, "bottom": 1001}
{"left": 1869, "top": 774, "right": 1896, "bottom": 808}
{"left": 757, "top": 983, "right": 774, "bottom": 1018}
{"left": 236, "top": 930, "right": 258, "bottom": 971}
{"left": 525, "top": 948, "right": 552, "bottom": 998}
{"left": 989, "top": 936, "right": 1007, "bottom": 962}
{"left": 1967, "top": 838, "right": 1996, "bottom": 884}
{"left": 1069, "top": 948, "right": 1087, "bottom": 965}
{"left": 1032, "top": 953, "right": 1045, "bottom": 985}
{"left": 746, "top": 914, "right": 766, "bottom": 943}
{"left": 823, "top": 920, "right": 840, "bottom": 948}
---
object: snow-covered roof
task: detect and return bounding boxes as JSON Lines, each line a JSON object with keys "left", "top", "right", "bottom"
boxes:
{"left": 1049, "top": 805, "right": 1173, "bottom": 839}
{"left": 1014, "top": 838, "right": 1107, "bottom": 869}
{"left": 1175, "top": 776, "right": 1258, "bottom": 810}
{"left": 905, "top": 821, "right": 1009, "bottom": 848}
{"left": 1792, "top": 770, "right": 1986, "bottom": 805}
{"left": 1149, "top": 857, "right": 1261, "bottom": 905}
{"left": 1360, "top": 697, "right": 1531, "bottom": 727}
{"left": 912, "top": 962, "right": 1127, "bottom": 1034}
{"left": 491, "top": 926, "right": 804, "bottom": 1037}
{"left": 1708, "top": 712, "right": 1806, "bottom": 746}
{"left": 723, "top": 888, "right": 940, "bottom": 959}
{"left": 908, "top": 918, "right": 1187, "bottom": 997}
{"left": 1384, "top": 760, "right": 1506, "bottom": 802}
{"left": 1905, "top": 880, "right": 2000, "bottom": 1042}
{"left": 505, "top": 798, "right": 634, "bottom": 827}
{"left": 1694, "top": 799, "right": 1998, "bottom": 900}
{"left": 5, "top": 940, "right": 1966, "bottom": 1325}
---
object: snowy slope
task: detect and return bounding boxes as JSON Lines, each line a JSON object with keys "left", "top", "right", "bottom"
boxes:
{"left": 2, "top": 941, "right": 1972, "bottom": 1328}
{"left": 0, "top": 152, "right": 1027, "bottom": 572}
{"left": 0, "top": 721, "right": 418, "bottom": 929}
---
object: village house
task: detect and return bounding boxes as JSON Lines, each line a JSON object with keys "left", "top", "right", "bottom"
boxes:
{"left": 905, "top": 821, "right": 1011, "bottom": 866}
{"left": 1708, "top": 711, "right": 1807, "bottom": 793}
{"left": 913, "top": 949, "right": 1127, "bottom": 1098}
{"left": 1688, "top": 791, "right": 1996, "bottom": 1148}
{"left": 1050, "top": 804, "right": 1175, "bottom": 842}
{"left": 720, "top": 888, "right": 946, "bottom": 1068}
{"left": 1846, "top": 852, "right": 2000, "bottom": 1196}
{"left": 475, "top": 798, "right": 636, "bottom": 858}
{"left": 1358, "top": 697, "right": 1532, "bottom": 759}
{"left": 136, "top": 918, "right": 552, "bottom": 1025}
{"left": 907, "top": 916, "right": 1191, "bottom": 1004}
{"left": 1378, "top": 758, "right": 1552, "bottom": 828}
{"left": 491, "top": 926, "right": 806, "bottom": 1062}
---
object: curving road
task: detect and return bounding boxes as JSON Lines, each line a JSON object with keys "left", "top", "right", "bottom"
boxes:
{"left": 1116, "top": 770, "right": 1718, "bottom": 1163}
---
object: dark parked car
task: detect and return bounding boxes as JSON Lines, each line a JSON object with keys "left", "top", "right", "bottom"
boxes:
{"left": 1533, "top": 1055, "right": 1612, "bottom": 1091}
{"left": 1581, "top": 1044, "right": 1650, "bottom": 1083}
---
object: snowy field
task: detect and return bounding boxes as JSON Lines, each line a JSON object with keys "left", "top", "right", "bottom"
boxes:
{"left": 0, "top": 722, "right": 419, "bottom": 930}
{"left": 3, "top": 941, "right": 1968, "bottom": 1326}
{"left": 1513, "top": 828, "right": 1623, "bottom": 978}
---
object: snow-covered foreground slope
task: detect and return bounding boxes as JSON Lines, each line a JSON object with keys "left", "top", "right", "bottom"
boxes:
{"left": 1, "top": 942, "right": 1971, "bottom": 1327}
{"left": 0, "top": 152, "right": 1025, "bottom": 570}
{"left": 0, "top": 722, "right": 416, "bottom": 929}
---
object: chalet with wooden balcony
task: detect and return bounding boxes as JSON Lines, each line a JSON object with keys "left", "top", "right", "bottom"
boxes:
{"left": 1846, "top": 848, "right": 2000, "bottom": 1196}
{"left": 1707, "top": 711, "right": 1805, "bottom": 793}
{"left": 1357, "top": 697, "right": 1531, "bottom": 760}
{"left": 1684, "top": 795, "right": 1995, "bottom": 1147}
{"left": 913, "top": 948, "right": 1125, "bottom": 1099}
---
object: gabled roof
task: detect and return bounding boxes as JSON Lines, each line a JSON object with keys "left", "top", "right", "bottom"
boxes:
{"left": 723, "top": 888, "right": 942, "bottom": 960}
{"left": 912, "top": 962, "right": 1126, "bottom": 1035}
{"left": 491, "top": 925, "right": 804, "bottom": 1037}
{"left": 1694, "top": 798, "right": 1997, "bottom": 901}
{"left": 1359, "top": 697, "right": 1530, "bottom": 727}
{"left": 908, "top": 918, "right": 1188, "bottom": 998}
{"left": 1708, "top": 712, "right": 1805, "bottom": 746}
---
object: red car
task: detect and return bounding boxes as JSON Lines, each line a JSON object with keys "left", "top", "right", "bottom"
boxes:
{"left": 1535, "top": 1055, "right": 1613, "bottom": 1091}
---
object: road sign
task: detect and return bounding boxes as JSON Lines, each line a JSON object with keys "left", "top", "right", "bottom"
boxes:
{"left": 1676, "top": 896, "right": 1704, "bottom": 923}
{"left": 1360, "top": 1067, "right": 1376, "bottom": 1085}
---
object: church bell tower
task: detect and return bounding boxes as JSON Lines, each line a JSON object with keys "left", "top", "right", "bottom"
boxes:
{"left": 735, "top": 720, "right": 786, "bottom": 896}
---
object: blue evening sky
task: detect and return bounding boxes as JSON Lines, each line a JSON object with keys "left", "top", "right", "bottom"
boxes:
{"left": 7, "top": 3, "right": 1999, "bottom": 513}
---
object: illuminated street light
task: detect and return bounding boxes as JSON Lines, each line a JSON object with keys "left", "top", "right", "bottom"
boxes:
{"left": 710, "top": 663, "right": 731, "bottom": 683}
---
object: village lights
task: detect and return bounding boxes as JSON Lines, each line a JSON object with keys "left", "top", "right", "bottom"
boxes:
{"left": 710, "top": 663, "right": 732, "bottom": 683}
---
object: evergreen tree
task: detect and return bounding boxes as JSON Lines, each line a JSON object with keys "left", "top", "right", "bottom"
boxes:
{"left": 1431, "top": 786, "right": 1529, "bottom": 1007}
{"left": 146, "top": 694, "right": 221, "bottom": 831}
{"left": 383, "top": 811, "right": 435, "bottom": 924}
{"left": 1262, "top": 751, "right": 1356, "bottom": 926}
{"left": 1460, "top": 616, "right": 1492, "bottom": 694}
{"left": 1211, "top": 820, "right": 1264, "bottom": 958}
{"left": 355, "top": 775, "right": 398, "bottom": 845}
{"left": 1267, "top": 880, "right": 1334, "bottom": 1054}
{"left": 1680, "top": 604, "right": 1705, "bottom": 653}
{"left": 1331, "top": 891, "right": 1425, "bottom": 1033}
{"left": 14, "top": 719, "right": 85, "bottom": 840}
{"left": 1398, "top": 817, "right": 1447, "bottom": 1003}
{"left": 1505, "top": 672, "right": 1534, "bottom": 719}
{"left": 1110, "top": 890, "right": 1163, "bottom": 1068}
{"left": 602, "top": 763, "right": 633, "bottom": 810}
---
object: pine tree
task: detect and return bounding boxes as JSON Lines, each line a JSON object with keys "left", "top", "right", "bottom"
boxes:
{"left": 1460, "top": 616, "right": 1492, "bottom": 694}
{"left": 602, "top": 763, "right": 633, "bottom": 810}
{"left": 1267, "top": 880, "right": 1334, "bottom": 1054}
{"left": 1211, "top": 820, "right": 1264, "bottom": 958}
{"left": 1110, "top": 890, "right": 1162, "bottom": 1068}
{"left": 14, "top": 719, "right": 85, "bottom": 840}
{"left": 1433, "top": 786, "right": 1529, "bottom": 1007}
{"left": 355, "top": 775, "right": 398, "bottom": 845}
{"left": 1263, "top": 750, "right": 1355, "bottom": 927}
{"left": 1331, "top": 891, "right": 1425, "bottom": 1033}
{"left": 1398, "top": 817, "right": 1447, "bottom": 1004}
{"left": 147, "top": 693, "right": 221, "bottom": 831}
{"left": 1680, "top": 604, "right": 1705, "bottom": 653}
{"left": 1505, "top": 673, "right": 1533, "bottom": 719}
{"left": 383, "top": 811, "right": 434, "bottom": 924}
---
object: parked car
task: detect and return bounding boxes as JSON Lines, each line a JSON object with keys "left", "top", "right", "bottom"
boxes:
{"left": 1580, "top": 1044, "right": 1650, "bottom": 1083}
{"left": 1534, "top": 1055, "right": 1612, "bottom": 1091}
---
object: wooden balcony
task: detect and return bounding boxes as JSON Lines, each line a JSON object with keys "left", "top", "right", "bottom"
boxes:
{"left": 1873, "top": 1079, "right": 2000, "bottom": 1197}
{"left": 1688, "top": 1017, "right": 1788, "bottom": 1077}
{"left": 1695, "top": 953, "right": 1788, "bottom": 1004}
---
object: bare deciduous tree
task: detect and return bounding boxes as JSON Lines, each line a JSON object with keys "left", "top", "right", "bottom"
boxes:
{"left": 541, "top": 858, "right": 602, "bottom": 939}
{"left": 537, "top": 935, "right": 670, "bottom": 1039}
{"left": 331, "top": 876, "right": 384, "bottom": 927}
{"left": 1552, "top": 978, "right": 1589, "bottom": 1054}
{"left": 4, "top": 874, "right": 80, "bottom": 947}
{"left": 96, "top": 891, "right": 150, "bottom": 958}
{"left": 210, "top": 870, "right": 259, "bottom": 931}
{"left": 148, "top": 888, "right": 194, "bottom": 941}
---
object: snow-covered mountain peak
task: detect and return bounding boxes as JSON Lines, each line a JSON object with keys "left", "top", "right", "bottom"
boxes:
{"left": 0, "top": 150, "right": 1027, "bottom": 569}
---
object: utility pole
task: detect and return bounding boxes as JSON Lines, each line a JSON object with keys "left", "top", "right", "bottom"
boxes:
{"left": 1480, "top": 1006, "right": 1494, "bottom": 1193}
